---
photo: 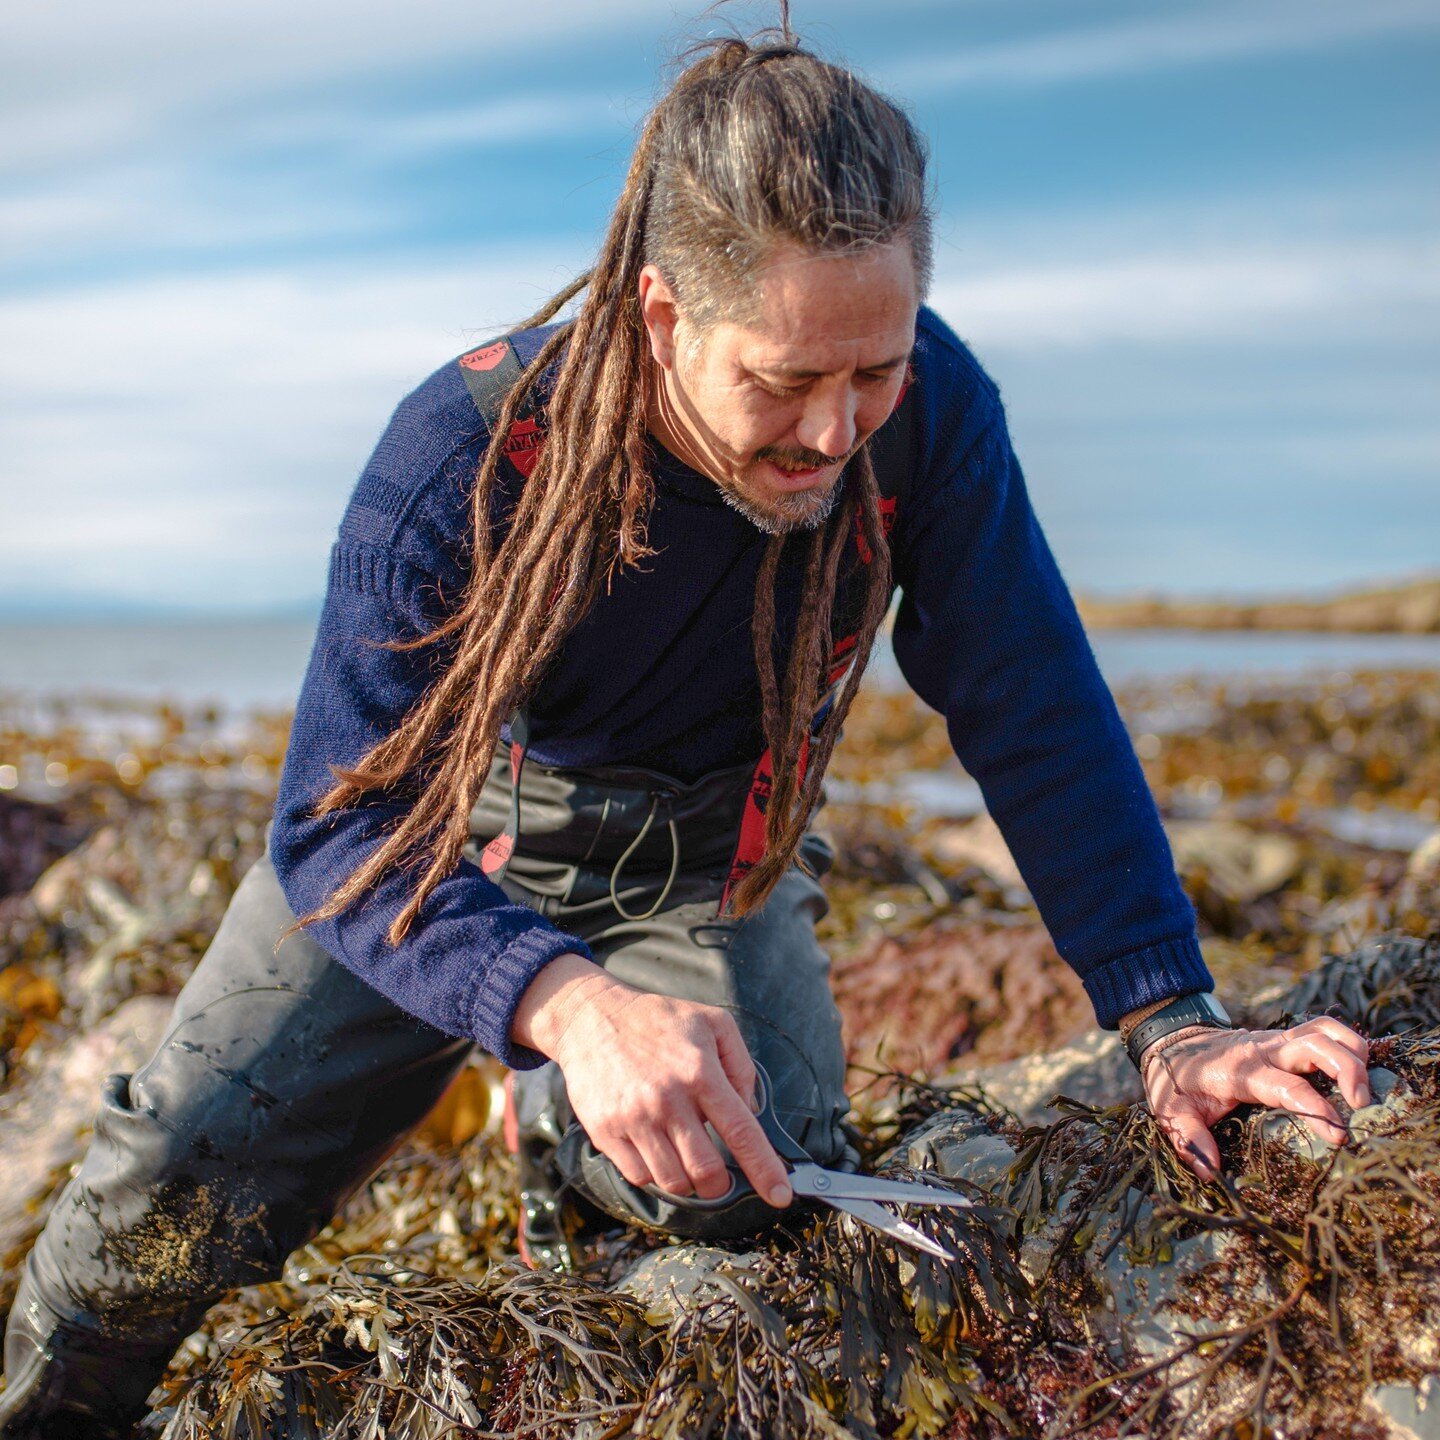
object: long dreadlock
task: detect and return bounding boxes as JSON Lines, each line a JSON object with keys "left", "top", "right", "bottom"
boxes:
{"left": 299, "top": 12, "right": 933, "bottom": 944}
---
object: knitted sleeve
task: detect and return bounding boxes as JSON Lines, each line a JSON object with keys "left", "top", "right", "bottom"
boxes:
{"left": 890, "top": 401, "right": 1212, "bottom": 1027}
{"left": 269, "top": 516, "right": 593, "bottom": 1072}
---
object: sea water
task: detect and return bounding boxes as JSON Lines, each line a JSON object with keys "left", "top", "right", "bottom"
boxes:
{"left": 1, "top": 616, "right": 1438, "bottom": 711}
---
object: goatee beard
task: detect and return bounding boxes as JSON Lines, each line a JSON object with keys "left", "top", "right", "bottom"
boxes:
{"left": 714, "top": 471, "right": 844, "bottom": 536}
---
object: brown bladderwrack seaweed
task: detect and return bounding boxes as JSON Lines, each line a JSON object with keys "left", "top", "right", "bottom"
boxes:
{"left": 995, "top": 1039, "right": 1440, "bottom": 1439}
{"left": 3, "top": 677, "right": 1439, "bottom": 1438}
{"left": 152, "top": 1035, "right": 1440, "bottom": 1438}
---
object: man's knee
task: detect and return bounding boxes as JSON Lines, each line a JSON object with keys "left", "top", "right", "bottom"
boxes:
{"left": 28, "top": 1067, "right": 292, "bottom": 1334}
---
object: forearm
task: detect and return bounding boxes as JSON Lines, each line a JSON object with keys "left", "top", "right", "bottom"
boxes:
{"left": 892, "top": 417, "right": 1210, "bottom": 1026}
{"left": 271, "top": 549, "right": 598, "bottom": 1067}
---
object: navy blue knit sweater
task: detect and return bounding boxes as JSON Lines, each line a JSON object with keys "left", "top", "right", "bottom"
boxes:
{"left": 270, "top": 306, "right": 1211, "bottom": 1069}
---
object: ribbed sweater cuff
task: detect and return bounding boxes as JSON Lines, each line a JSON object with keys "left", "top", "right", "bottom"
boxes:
{"left": 467, "top": 925, "right": 595, "bottom": 1071}
{"left": 1081, "top": 934, "right": 1214, "bottom": 1030}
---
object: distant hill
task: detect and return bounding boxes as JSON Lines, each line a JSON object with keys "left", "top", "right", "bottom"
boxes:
{"left": 1078, "top": 575, "right": 1440, "bottom": 634}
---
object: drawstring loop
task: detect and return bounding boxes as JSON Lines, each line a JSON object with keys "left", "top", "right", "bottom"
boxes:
{"left": 609, "top": 793, "right": 681, "bottom": 922}
{"left": 483, "top": 704, "right": 682, "bottom": 920}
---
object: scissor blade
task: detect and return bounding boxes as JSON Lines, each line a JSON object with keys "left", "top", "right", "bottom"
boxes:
{"left": 823, "top": 1195, "right": 956, "bottom": 1262}
{"left": 790, "top": 1165, "right": 975, "bottom": 1209}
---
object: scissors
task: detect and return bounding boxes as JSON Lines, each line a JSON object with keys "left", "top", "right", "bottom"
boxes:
{"left": 644, "top": 1061, "right": 974, "bottom": 1261}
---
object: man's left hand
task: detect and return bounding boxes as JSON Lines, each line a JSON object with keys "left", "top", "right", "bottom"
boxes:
{"left": 1141, "top": 1017, "right": 1371, "bottom": 1180}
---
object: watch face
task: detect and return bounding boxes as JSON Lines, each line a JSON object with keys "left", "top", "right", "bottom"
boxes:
{"left": 1195, "top": 994, "right": 1231, "bottom": 1026}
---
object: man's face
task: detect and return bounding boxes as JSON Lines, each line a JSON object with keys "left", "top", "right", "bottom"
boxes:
{"left": 640, "top": 242, "right": 919, "bottom": 534}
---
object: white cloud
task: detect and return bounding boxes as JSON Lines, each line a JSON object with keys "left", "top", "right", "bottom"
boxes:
{"left": 0, "top": 164, "right": 388, "bottom": 269}
{"left": 309, "top": 95, "right": 631, "bottom": 160}
{"left": 0, "top": 247, "right": 592, "bottom": 606}
{"left": 930, "top": 237, "right": 1440, "bottom": 349}
{"left": 888, "top": 0, "right": 1440, "bottom": 93}
{"left": 0, "top": 5, "right": 649, "bottom": 269}
{"left": 4, "top": 205, "right": 1436, "bottom": 608}
{"left": 0, "top": 0, "right": 727, "bottom": 177}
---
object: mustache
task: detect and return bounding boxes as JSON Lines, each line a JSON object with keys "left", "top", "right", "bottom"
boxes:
{"left": 756, "top": 441, "right": 863, "bottom": 471}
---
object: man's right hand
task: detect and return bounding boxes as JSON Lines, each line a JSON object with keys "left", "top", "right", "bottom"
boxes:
{"left": 510, "top": 953, "right": 793, "bottom": 1209}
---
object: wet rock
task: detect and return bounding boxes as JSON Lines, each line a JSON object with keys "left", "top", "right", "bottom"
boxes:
{"left": 1366, "top": 1376, "right": 1440, "bottom": 1439}
{"left": 956, "top": 1028, "right": 1142, "bottom": 1125}
{"left": 0, "top": 995, "right": 172, "bottom": 1295}
{"left": 1257, "top": 1110, "right": 1337, "bottom": 1163}
{"left": 615, "top": 1243, "right": 758, "bottom": 1323}
{"left": 1099, "top": 1218, "right": 1275, "bottom": 1374}
{"left": 900, "top": 1108, "right": 1017, "bottom": 1194}
{"left": 1166, "top": 819, "right": 1301, "bottom": 905}
{"left": 1409, "top": 829, "right": 1440, "bottom": 885}
{"left": 1348, "top": 1066, "right": 1410, "bottom": 1138}
{"left": 929, "top": 812, "right": 1026, "bottom": 894}
{"left": 1256, "top": 1064, "right": 1409, "bottom": 1160}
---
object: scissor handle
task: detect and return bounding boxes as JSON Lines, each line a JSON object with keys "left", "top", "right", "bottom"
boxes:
{"left": 639, "top": 1060, "right": 806, "bottom": 1211}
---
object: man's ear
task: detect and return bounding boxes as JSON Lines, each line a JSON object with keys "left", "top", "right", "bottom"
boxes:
{"left": 637, "top": 264, "right": 680, "bottom": 370}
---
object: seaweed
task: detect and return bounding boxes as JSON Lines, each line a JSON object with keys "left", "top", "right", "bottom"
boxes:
{"left": 150, "top": 1260, "right": 661, "bottom": 1439}
{"left": 4, "top": 675, "right": 1440, "bottom": 1438}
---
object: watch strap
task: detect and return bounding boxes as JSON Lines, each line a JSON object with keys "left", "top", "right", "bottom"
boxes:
{"left": 1125, "top": 992, "right": 1231, "bottom": 1070}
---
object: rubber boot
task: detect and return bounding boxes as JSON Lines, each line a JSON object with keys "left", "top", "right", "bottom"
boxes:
{"left": 503, "top": 1066, "right": 577, "bottom": 1270}
{"left": 0, "top": 1286, "right": 148, "bottom": 1440}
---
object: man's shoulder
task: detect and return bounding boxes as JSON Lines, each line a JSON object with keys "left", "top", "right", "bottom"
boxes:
{"left": 386, "top": 321, "right": 562, "bottom": 455}
{"left": 874, "top": 307, "right": 1003, "bottom": 506}
{"left": 338, "top": 322, "right": 562, "bottom": 581}
{"left": 911, "top": 306, "right": 1002, "bottom": 421}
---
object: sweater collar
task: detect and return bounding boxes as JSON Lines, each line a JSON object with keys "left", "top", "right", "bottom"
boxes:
{"left": 647, "top": 436, "right": 728, "bottom": 506}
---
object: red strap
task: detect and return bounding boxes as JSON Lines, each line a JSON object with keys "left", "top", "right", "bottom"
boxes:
{"left": 456, "top": 336, "right": 546, "bottom": 484}
{"left": 718, "top": 732, "right": 811, "bottom": 916}
{"left": 717, "top": 458, "right": 905, "bottom": 916}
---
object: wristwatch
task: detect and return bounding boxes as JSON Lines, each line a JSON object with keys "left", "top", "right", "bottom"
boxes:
{"left": 1123, "top": 992, "right": 1232, "bottom": 1071}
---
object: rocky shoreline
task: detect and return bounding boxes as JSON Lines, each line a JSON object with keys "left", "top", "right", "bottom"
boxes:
{"left": 1, "top": 669, "right": 1438, "bottom": 1437}
{"left": 1077, "top": 574, "right": 1440, "bottom": 634}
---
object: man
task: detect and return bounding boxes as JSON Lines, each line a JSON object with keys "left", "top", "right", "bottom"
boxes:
{"left": 0, "top": 25, "right": 1371, "bottom": 1438}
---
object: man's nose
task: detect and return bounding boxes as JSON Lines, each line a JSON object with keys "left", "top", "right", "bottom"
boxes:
{"left": 795, "top": 386, "right": 859, "bottom": 460}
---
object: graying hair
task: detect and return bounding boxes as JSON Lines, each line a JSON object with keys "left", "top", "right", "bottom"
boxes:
{"left": 645, "top": 41, "right": 933, "bottom": 328}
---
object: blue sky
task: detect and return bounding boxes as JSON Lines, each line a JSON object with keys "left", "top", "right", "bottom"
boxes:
{"left": 2, "top": 0, "right": 1436, "bottom": 615}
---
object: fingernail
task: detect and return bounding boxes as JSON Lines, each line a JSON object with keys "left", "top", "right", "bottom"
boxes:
{"left": 768, "top": 1184, "right": 792, "bottom": 1207}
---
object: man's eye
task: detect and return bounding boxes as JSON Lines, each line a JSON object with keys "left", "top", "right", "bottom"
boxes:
{"left": 756, "top": 379, "right": 805, "bottom": 396}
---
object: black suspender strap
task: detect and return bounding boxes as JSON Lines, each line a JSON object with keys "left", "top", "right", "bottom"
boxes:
{"left": 457, "top": 338, "right": 527, "bottom": 427}
{"left": 457, "top": 337, "right": 544, "bottom": 482}
{"left": 457, "top": 336, "right": 536, "bottom": 885}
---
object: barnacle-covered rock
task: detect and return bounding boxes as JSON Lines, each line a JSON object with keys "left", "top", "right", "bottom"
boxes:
{"left": 616, "top": 1244, "right": 760, "bottom": 1324}
{"left": 1364, "top": 1375, "right": 1440, "bottom": 1439}
{"left": 960, "top": 1027, "right": 1143, "bottom": 1125}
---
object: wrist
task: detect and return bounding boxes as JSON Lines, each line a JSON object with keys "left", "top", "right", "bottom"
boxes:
{"left": 1139, "top": 1023, "right": 1217, "bottom": 1081}
{"left": 1125, "top": 992, "right": 1232, "bottom": 1071}
{"left": 1119, "top": 995, "right": 1181, "bottom": 1044}
{"left": 510, "top": 952, "right": 618, "bottom": 1060}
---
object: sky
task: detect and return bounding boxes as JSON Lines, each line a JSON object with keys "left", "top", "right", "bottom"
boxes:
{"left": 2, "top": 0, "right": 1437, "bottom": 616}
